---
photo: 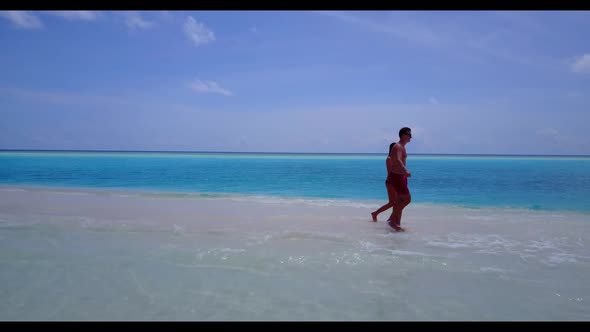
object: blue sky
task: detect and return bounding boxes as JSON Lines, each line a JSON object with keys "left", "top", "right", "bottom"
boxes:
{"left": 1, "top": 10, "right": 589, "bottom": 155}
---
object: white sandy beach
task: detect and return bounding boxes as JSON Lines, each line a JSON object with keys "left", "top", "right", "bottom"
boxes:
{"left": 0, "top": 186, "right": 589, "bottom": 321}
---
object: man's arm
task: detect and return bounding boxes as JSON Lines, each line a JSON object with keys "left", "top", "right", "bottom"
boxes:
{"left": 395, "top": 146, "right": 411, "bottom": 177}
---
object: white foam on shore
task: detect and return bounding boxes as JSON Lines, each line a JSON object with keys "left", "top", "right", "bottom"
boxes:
{"left": 0, "top": 188, "right": 26, "bottom": 192}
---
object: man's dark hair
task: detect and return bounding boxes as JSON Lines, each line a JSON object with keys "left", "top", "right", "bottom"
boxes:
{"left": 399, "top": 127, "right": 411, "bottom": 138}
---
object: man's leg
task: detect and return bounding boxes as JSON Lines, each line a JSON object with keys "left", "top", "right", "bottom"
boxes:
{"left": 371, "top": 184, "right": 397, "bottom": 221}
{"left": 389, "top": 193, "right": 411, "bottom": 231}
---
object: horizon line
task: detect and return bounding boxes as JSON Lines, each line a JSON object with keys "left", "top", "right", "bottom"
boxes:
{"left": 1, "top": 149, "right": 589, "bottom": 158}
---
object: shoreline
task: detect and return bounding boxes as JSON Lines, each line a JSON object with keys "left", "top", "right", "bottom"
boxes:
{"left": 1, "top": 183, "right": 589, "bottom": 217}
{"left": 1, "top": 183, "right": 589, "bottom": 220}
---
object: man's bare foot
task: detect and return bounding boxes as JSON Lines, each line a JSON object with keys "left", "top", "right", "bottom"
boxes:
{"left": 370, "top": 212, "right": 377, "bottom": 222}
{"left": 388, "top": 221, "right": 405, "bottom": 232}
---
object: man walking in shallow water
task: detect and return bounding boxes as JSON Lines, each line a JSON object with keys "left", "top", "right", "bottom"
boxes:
{"left": 371, "top": 127, "right": 412, "bottom": 232}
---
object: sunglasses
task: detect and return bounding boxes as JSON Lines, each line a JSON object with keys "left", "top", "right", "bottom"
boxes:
{"left": 404, "top": 133, "right": 412, "bottom": 138}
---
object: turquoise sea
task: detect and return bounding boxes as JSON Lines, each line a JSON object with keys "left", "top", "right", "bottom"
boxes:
{"left": 1, "top": 151, "right": 589, "bottom": 213}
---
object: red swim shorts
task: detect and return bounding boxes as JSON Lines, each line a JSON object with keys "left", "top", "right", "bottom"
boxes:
{"left": 387, "top": 173, "right": 409, "bottom": 195}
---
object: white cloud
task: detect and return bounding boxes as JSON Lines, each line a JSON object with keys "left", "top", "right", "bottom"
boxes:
{"left": 0, "top": 86, "right": 131, "bottom": 106}
{"left": 491, "top": 11, "right": 548, "bottom": 36}
{"left": 571, "top": 54, "right": 590, "bottom": 74}
{"left": 46, "top": 11, "right": 98, "bottom": 21}
{"left": 188, "top": 79, "right": 233, "bottom": 96}
{"left": 316, "top": 11, "right": 553, "bottom": 69}
{"left": 158, "top": 11, "right": 174, "bottom": 21}
{"left": 183, "top": 16, "right": 215, "bottom": 47}
{"left": 123, "top": 11, "right": 154, "bottom": 30}
{"left": 315, "top": 11, "right": 447, "bottom": 48}
{"left": 0, "top": 11, "right": 43, "bottom": 29}
{"left": 566, "top": 91, "right": 582, "bottom": 99}
{"left": 536, "top": 128, "right": 559, "bottom": 137}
